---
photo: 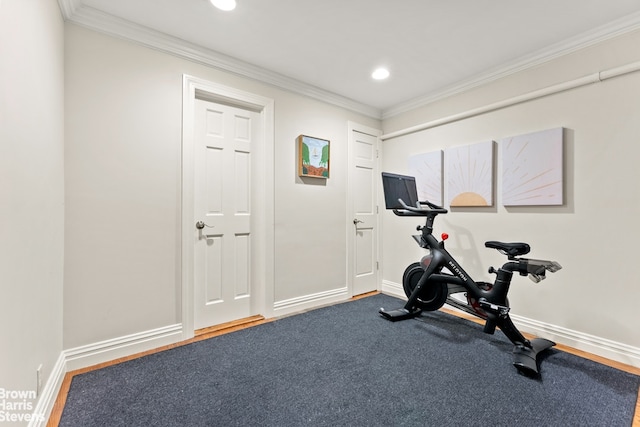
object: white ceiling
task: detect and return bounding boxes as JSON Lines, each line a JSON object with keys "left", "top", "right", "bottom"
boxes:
{"left": 62, "top": 0, "right": 640, "bottom": 118}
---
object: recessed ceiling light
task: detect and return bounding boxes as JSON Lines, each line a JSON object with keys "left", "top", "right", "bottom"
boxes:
{"left": 372, "top": 67, "right": 390, "bottom": 80}
{"left": 210, "top": 0, "right": 236, "bottom": 11}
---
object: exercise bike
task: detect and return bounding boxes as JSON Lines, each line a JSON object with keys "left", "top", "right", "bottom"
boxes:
{"left": 378, "top": 172, "right": 562, "bottom": 376}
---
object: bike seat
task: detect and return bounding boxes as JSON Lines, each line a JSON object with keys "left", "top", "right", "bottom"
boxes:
{"left": 485, "top": 241, "right": 530, "bottom": 258}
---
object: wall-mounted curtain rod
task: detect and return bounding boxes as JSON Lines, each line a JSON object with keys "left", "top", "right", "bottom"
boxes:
{"left": 381, "top": 60, "right": 640, "bottom": 141}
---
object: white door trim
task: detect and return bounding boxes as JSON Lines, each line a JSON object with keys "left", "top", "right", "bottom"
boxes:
{"left": 181, "top": 75, "right": 275, "bottom": 340}
{"left": 346, "top": 121, "right": 382, "bottom": 296}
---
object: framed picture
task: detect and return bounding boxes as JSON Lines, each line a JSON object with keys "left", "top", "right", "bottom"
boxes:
{"left": 297, "top": 135, "right": 330, "bottom": 178}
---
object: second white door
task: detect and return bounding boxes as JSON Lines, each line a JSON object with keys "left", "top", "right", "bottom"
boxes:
{"left": 349, "top": 126, "right": 380, "bottom": 296}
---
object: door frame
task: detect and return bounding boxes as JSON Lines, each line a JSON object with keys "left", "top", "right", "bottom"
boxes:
{"left": 346, "top": 121, "right": 382, "bottom": 296}
{"left": 181, "top": 75, "right": 275, "bottom": 340}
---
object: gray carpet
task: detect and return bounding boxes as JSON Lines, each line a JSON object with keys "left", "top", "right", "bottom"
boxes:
{"left": 60, "top": 294, "right": 639, "bottom": 426}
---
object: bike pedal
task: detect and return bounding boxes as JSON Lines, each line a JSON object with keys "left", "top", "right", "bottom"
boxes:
{"left": 378, "top": 307, "right": 422, "bottom": 321}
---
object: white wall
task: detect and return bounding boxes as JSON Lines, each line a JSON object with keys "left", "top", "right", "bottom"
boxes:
{"left": 0, "top": 0, "right": 64, "bottom": 407}
{"left": 381, "top": 29, "right": 640, "bottom": 362}
{"left": 63, "top": 24, "right": 380, "bottom": 349}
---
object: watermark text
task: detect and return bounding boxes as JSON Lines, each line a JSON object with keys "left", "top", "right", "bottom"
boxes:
{"left": 0, "top": 388, "right": 44, "bottom": 423}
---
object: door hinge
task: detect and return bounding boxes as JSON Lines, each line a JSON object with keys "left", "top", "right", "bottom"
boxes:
{"left": 376, "top": 261, "right": 379, "bottom": 270}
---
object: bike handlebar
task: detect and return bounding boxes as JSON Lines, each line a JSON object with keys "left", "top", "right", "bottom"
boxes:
{"left": 392, "top": 198, "right": 449, "bottom": 216}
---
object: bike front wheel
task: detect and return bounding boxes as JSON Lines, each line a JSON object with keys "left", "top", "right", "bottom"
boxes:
{"left": 402, "top": 262, "right": 448, "bottom": 311}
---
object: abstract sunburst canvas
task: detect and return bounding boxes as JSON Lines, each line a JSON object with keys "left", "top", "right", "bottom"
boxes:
{"left": 501, "top": 128, "right": 563, "bottom": 206}
{"left": 408, "top": 150, "right": 443, "bottom": 206}
{"left": 445, "top": 141, "right": 494, "bottom": 207}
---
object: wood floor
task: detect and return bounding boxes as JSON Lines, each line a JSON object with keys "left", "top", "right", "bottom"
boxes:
{"left": 47, "top": 293, "right": 640, "bottom": 426}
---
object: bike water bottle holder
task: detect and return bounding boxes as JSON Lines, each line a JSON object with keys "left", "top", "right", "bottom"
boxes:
{"left": 478, "top": 299, "right": 510, "bottom": 317}
{"left": 478, "top": 299, "right": 510, "bottom": 335}
{"left": 412, "top": 234, "right": 429, "bottom": 248}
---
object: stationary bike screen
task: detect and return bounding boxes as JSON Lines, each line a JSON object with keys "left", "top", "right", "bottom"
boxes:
{"left": 381, "top": 172, "right": 419, "bottom": 210}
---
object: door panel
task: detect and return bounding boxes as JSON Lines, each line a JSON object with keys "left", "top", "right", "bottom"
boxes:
{"left": 204, "top": 236, "right": 223, "bottom": 303}
{"left": 355, "top": 228, "right": 374, "bottom": 276}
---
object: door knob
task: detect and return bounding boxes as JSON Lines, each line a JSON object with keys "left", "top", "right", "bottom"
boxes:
{"left": 353, "top": 219, "right": 364, "bottom": 225}
{"left": 196, "top": 221, "right": 214, "bottom": 230}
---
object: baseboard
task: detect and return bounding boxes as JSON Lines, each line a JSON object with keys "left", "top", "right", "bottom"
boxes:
{"left": 381, "top": 280, "right": 404, "bottom": 298}
{"left": 28, "top": 353, "right": 66, "bottom": 427}
{"left": 273, "top": 287, "right": 349, "bottom": 317}
{"left": 58, "top": 290, "right": 350, "bottom": 373}
{"left": 63, "top": 323, "right": 183, "bottom": 372}
{"left": 380, "top": 282, "right": 640, "bottom": 369}
{"left": 53, "top": 289, "right": 352, "bottom": 373}
{"left": 28, "top": 323, "right": 183, "bottom": 425}
{"left": 510, "top": 314, "right": 640, "bottom": 369}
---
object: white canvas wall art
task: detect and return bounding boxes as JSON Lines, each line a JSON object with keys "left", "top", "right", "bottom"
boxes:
{"left": 501, "top": 128, "right": 564, "bottom": 206}
{"left": 445, "top": 141, "right": 494, "bottom": 207}
{"left": 408, "top": 150, "right": 443, "bottom": 206}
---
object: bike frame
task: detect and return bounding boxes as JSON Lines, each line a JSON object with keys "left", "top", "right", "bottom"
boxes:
{"left": 403, "top": 213, "right": 529, "bottom": 341}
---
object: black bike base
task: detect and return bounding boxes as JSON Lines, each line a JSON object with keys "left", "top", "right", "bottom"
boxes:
{"left": 379, "top": 307, "right": 422, "bottom": 321}
{"left": 512, "top": 338, "right": 555, "bottom": 376}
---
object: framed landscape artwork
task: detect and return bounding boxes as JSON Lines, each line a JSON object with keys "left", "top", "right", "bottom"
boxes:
{"left": 297, "top": 135, "right": 330, "bottom": 178}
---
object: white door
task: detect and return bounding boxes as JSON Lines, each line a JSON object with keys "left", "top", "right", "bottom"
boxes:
{"left": 348, "top": 124, "right": 381, "bottom": 296}
{"left": 193, "top": 98, "right": 259, "bottom": 329}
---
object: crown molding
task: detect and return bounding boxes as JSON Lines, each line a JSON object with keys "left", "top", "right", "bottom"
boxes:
{"left": 57, "top": 0, "right": 82, "bottom": 19}
{"left": 57, "top": 0, "right": 382, "bottom": 119}
{"left": 58, "top": 1, "right": 640, "bottom": 121}
{"left": 383, "top": 10, "right": 640, "bottom": 119}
